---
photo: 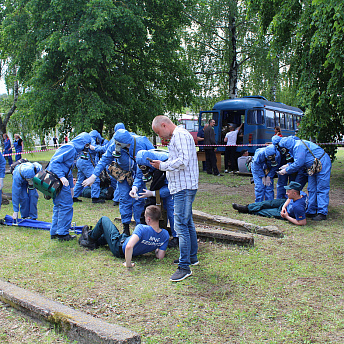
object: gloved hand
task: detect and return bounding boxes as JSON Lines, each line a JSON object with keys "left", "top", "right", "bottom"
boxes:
{"left": 12, "top": 212, "right": 18, "bottom": 220}
{"left": 264, "top": 176, "right": 271, "bottom": 186}
{"left": 261, "top": 176, "right": 266, "bottom": 186}
{"left": 89, "top": 145, "right": 95, "bottom": 150}
{"left": 129, "top": 186, "right": 138, "bottom": 199}
{"left": 0, "top": 178, "right": 3, "bottom": 190}
{"left": 278, "top": 168, "right": 287, "bottom": 175}
{"left": 60, "top": 177, "right": 69, "bottom": 186}
{"left": 280, "top": 164, "right": 289, "bottom": 170}
{"left": 71, "top": 188, "right": 74, "bottom": 198}
{"left": 139, "top": 189, "right": 155, "bottom": 198}
{"left": 82, "top": 174, "right": 97, "bottom": 187}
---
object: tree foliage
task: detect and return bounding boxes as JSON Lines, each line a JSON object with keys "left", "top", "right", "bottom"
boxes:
{"left": 247, "top": 0, "right": 344, "bottom": 159}
{"left": 0, "top": 0, "right": 197, "bottom": 137}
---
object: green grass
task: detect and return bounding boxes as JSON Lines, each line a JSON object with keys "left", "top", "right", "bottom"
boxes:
{"left": 0, "top": 149, "right": 343, "bottom": 343}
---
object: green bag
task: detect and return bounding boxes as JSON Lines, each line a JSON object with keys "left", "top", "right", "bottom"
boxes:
{"left": 32, "top": 170, "right": 63, "bottom": 200}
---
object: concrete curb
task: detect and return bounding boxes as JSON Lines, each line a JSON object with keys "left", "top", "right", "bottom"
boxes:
{"left": 0, "top": 280, "right": 141, "bottom": 344}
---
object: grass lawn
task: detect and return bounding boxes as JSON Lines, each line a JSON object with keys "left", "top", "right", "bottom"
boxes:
{"left": 0, "top": 149, "right": 343, "bottom": 343}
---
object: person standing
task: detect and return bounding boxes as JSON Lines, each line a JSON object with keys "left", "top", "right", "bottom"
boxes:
{"left": 13, "top": 134, "right": 23, "bottom": 161}
{"left": 197, "top": 125, "right": 207, "bottom": 172}
{"left": 53, "top": 136, "right": 58, "bottom": 148}
{"left": 0, "top": 152, "right": 6, "bottom": 209}
{"left": 204, "top": 119, "right": 222, "bottom": 176}
{"left": 224, "top": 123, "right": 243, "bottom": 172}
{"left": 151, "top": 115, "right": 199, "bottom": 282}
{"left": 3, "top": 133, "right": 13, "bottom": 166}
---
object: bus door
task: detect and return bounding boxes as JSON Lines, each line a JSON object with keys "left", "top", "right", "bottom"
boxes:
{"left": 244, "top": 107, "right": 266, "bottom": 154}
{"left": 199, "top": 110, "right": 221, "bottom": 148}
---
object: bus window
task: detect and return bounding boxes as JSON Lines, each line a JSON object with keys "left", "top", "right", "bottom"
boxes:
{"left": 280, "top": 113, "right": 286, "bottom": 129}
{"left": 286, "top": 114, "right": 293, "bottom": 130}
{"left": 247, "top": 109, "right": 264, "bottom": 125}
{"left": 275, "top": 112, "right": 280, "bottom": 127}
{"left": 265, "top": 110, "right": 275, "bottom": 128}
{"left": 201, "top": 112, "right": 218, "bottom": 126}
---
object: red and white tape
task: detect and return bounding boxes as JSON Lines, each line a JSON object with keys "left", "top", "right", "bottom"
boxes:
{"left": 2, "top": 147, "right": 58, "bottom": 157}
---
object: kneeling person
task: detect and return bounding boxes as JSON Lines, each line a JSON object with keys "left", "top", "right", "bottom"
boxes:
{"left": 232, "top": 181, "right": 307, "bottom": 226}
{"left": 79, "top": 205, "right": 169, "bottom": 267}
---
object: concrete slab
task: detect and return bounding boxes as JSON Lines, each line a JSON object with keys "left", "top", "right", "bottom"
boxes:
{"left": 0, "top": 280, "right": 141, "bottom": 344}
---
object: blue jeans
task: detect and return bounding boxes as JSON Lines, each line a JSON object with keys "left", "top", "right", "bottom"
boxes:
{"left": 173, "top": 189, "right": 198, "bottom": 271}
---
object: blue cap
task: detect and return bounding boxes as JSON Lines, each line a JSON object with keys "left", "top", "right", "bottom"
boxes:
{"left": 284, "top": 181, "right": 302, "bottom": 191}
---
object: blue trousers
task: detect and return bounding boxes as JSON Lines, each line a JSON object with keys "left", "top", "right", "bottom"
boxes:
{"left": 51, "top": 186, "right": 73, "bottom": 236}
{"left": 74, "top": 163, "right": 100, "bottom": 199}
{"left": 19, "top": 188, "right": 39, "bottom": 219}
{"left": 118, "top": 179, "right": 144, "bottom": 225}
{"left": 173, "top": 189, "right": 198, "bottom": 271}
{"left": 252, "top": 174, "right": 274, "bottom": 202}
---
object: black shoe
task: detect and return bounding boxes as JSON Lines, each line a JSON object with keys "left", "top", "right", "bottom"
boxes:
{"left": 73, "top": 197, "right": 82, "bottom": 202}
{"left": 170, "top": 267, "right": 192, "bottom": 282}
{"left": 113, "top": 201, "right": 119, "bottom": 206}
{"left": 58, "top": 234, "right": 76, "bottom": 241}
{"left": 51, "top": 234, "right": 58, "bottom": 240}
{"left": 306, "top": 213, "right": 317, "bottom": 218}
{"left": 92, "top": 198, "right": 105, "bottom": 204}
{"left": 312, "top": 214, "right": 327, "bottom": 221}
{"left": 232, "top": 203, "right": 249, "bottom": 213}
{"left": 79, "top": 225, "right": 97, "bottom": 250}
{"left": 168, "top": 237, "right": 179, "bottom": 248}
{"left": 123, "top": 223, "right": 130, "bottom": 236}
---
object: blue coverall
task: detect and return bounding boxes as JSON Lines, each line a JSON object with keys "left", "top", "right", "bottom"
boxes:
{"left": 12, "top": 162, "right": 42, "bottom": 219}
{"left": 73, "top": 130, "right": 104, "bottom": 199}
{"left": 13, "top": 138, "right": 23, "bottom": 161}
{"left": 93, "top": 129, "right": 154, "bottom": 225}
{"left": 47, "top": 132, "right": 92, "bottom": 236}
{"left": 272, "top": 135, "right": 308, "bottom": 199}
{"left": 0, "top": 152, "right": 6, "bottom": 208}
{"left": 279, "top": 137, "right": 331, "bottom": 216}
{"left": 3, "top": 138, "right": 13, "bottom": 165}
{"left": 135, "top": 149, "right": 176, "bottom": 238}
{"left": 251, "top": 145, "right": 281, "bottom": 202}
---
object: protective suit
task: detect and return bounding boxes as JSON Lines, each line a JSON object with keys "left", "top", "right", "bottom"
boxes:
{"left": 135, "top": 149, "right": 176, "bottom": 238}
{"left": 47, "top": 132, "right": 92, "bottom": 238}
{"left": 279, "top": 137, "right": 331, "bottom": 217}
{"left": 0, "top": 152, "right": 6, "bottom": 209}
{"left": 12, "top": 162, "right": 42, "bottom": 220}
{"left": 73, "top": 130, "right": 104, "bottom": 202}
{"left": 13, "top": 138, "right": 23, "bottom": 161}
{"left": 3, "top": 137, "right": 13, "bottom": 165}
{"left": 251, "top": 145, "right": 281, "bottom": 202}
{"left": 92, "top": 129, "right": 154, "bottom": 229}
{"left": 272, "top": 135, "right": 307, "bottom": 199}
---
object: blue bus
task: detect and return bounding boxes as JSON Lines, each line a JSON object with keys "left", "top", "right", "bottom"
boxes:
{"left": 199, "top": 96, "right": 304, "bottom": 153}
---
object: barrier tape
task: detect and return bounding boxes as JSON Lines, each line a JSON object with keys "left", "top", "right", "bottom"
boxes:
{"left": 157, "top": 142, "right": 344, "bottom": 147}
{"left": 2, "top": 147, "right": 58, "bottom": 157}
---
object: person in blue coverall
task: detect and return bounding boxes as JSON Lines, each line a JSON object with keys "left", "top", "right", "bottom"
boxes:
{"left": 251, "top": 145, "right": 281, "bottom": 202}
{"left": 278, "top": 136, "right": 331, "bottom": 221}
{"left": 73, "top": 130, "right": 105, "bottom": 204}
{"left": 3, "top": 133, "right": 13, "bottom": 166}
{"left": 12, "top": 162, "right": 42, "bottom": 221}
{"left": 47, "top": 132, "right": 92, "bottom": 241}
{"left": 135, "top": 149, "right": 178, "bottom": 248}
{"left": 82, "top": 128, "right": 154, "bottom": 235}
{"left": 13, "top": 134, "right": 23, "bottom": 161}
{"left": 79, "top": 205, "right": 169, "bottom": 268}
{"left": 271, "top": 135, "right": 308, "bottom": 199}
{"left": 233, "top": 181, "right": 308, "bottom": 225}
{"left": 0, "top": 152, "right": 6, "bottom": 209}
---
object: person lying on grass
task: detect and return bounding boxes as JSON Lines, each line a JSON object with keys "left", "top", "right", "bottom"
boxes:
{"left": 78, "top": 205, "right": 170, "bottom": 268}
{"left": 232, "top": 181, "right": 307, "bottom": 226}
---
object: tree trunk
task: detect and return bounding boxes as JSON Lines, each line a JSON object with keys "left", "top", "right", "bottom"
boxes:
{"left": 0, "top": 67, "right": 19, "bottom": 144}
{"left": 228, "top": 16, "right": 238, "bottom": 99}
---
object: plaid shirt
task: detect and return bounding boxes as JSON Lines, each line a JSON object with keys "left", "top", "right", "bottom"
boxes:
{"left": 159, "top": 126, "right": 199, "bottom": 194}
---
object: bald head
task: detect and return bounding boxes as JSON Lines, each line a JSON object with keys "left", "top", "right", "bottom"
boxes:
{"left": 152, "top": 115, "right": 176, "bottom": 140}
